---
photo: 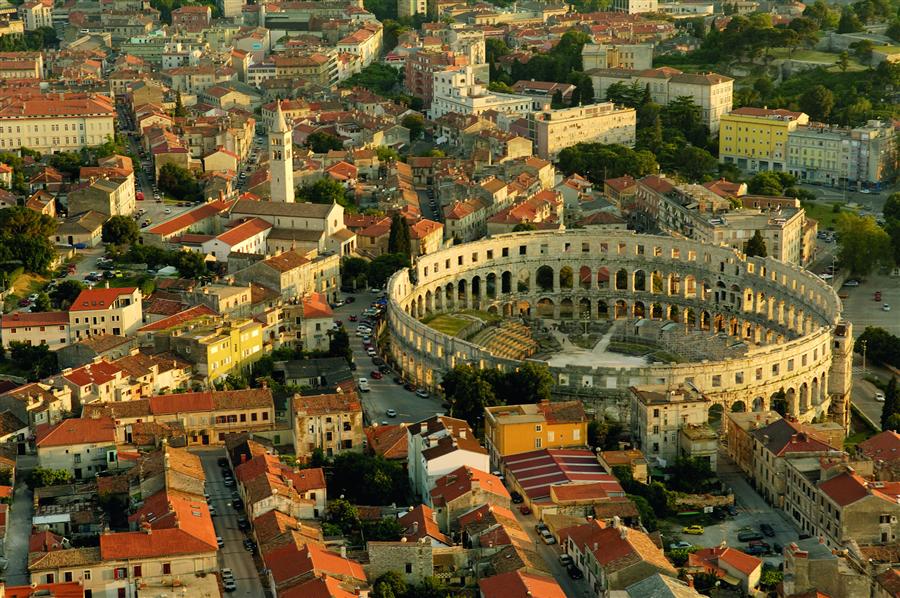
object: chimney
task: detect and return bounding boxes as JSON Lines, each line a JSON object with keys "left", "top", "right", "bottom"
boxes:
{"left": 340, "top": 546, "right": 347, "bottom": 558}
{"left": 686, "top": 575, "right": 694, "bottom": 588}
{"left": 412, "top": 521, "right": 419, "bottom": 535}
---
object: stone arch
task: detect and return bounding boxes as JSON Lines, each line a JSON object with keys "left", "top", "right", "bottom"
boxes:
{"left": 731, "top": 400, "right": 747, "bottom": 413}
{"left": 799, "top": 382, "right": 809, "bottom": 412}
{"left": 686, "top": 308, "right": 697, "bottom": 328}
{"left": 668, "top": 305, "right": 681, "bottom": 322}
{"left": 615, "top": 299, "right": 628, "bottom": 319}
{"left": 445, "top": 283, "right": 454, "bottom": 306}
{"left": 536, "top": 265, "right": 554, "bottom": 292}
{"left": 502, "top": 303, "right": 514, "bottom": 317}
{"left": 752, "top": 396, "right": 766, "bottom": 412}
{"left": 650, "top": 303, "right": 663, "bottom": 319}
{"left": 424, "top": 290, "right": 433, "bottom": 314}
{"left": 560, "top": 298, "right": 575, "bottom": 319}
{"left": 700, "top": 310, "right": 711, "bottom": 331}
{"left": 517, "top": 269, "right": 530, "bottom": 293}
{"left": 579, "top": 266, "right": 592, "bottom": 290}
{"left": 471, "top": 275, "right": 482, "bottom": 300}
{"left": 668, "top": 273, "right": 681, "bottom": 296}
{"left": 651, "top": 270, "right": 664, "bottom": 293}
{"left": 708, "top": 403, "right": 724, "bottom": 431}
{"left": 487, "top": 305, "right": 498, "bottom": 315}
{"left": 598, "top": 267, "right": 610, "bottom": 290}
{"left": 701, "top": 280, "right": 711, "bottom": 301}
{"left": 501, "top": 271, "right": 512, "bottom": 294}
{"left": 684, "top": 275, "right": 697, "bottom": 298}
{"left": 559, "top": 266, "right": 574, "bottom": 290}
{"left": 615, "top": 269, "right": 628, "bottom": 291}
{"left": 634, "top": 269, "right": 647, "bottom": 292}
{"left": 537, "top": 297, "right": 555, "bottom": 318}
{"left": 486, "top": 273, "right": 497, "bottom": 299}
{"left": 518, "top": 300, "right": 531, "bottom": 317}
{"left": 786, "top": 387, "right": 798, "bottom": 415}
{"left": 597, "top": 299, "right": 609, "bottom": 319}
{"left": 633, "top": 300, "right": 646, "bottom": 319}
{"left": 811, "top": 376, "right": 821, "bottom": 405}
{"left": 457, "top": 278, "right": 467, "bottom": 303}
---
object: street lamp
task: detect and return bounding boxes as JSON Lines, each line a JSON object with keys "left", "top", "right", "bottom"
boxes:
{"left": 861, "top": 339, "right": 867, "bottom": 374}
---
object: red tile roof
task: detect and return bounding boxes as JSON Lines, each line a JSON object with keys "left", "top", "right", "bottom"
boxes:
{"left": 63, "top": 360, "right": 123, "bottom": 387}
{"left": 479, "top": 571, "right": 565, "bottom": 598}
{"left": 859, "top": 431, "right": 900, "bottom": 463}
{"left": 136, "top": 304, "right": 218, "bottom": 332}
{"left": 148, "top": 388, "right": 272, "bottom": 415}
{"left": 69, "top": 287, "right": 137, "bottom": 312}
{"left": 302, "top": 292, "right": 333, "bottom": 319}
{"left": 398, "top": 504, "right": 451, "bottom": 545}
{"left": 1, "top": 311, "right": 69, "bottom": 328}
{"left": 409, "top": 218, "right": 442, "bottom": 240}
{"left": 365, "top": 424, "right": 408, "bottom": 460}
{"left": 431, "top": 465, "right": 509, "bottom": 506}
{"left": 29, "top": 530, "right": 66, "bottom": 553}
{"left": 689, "top": 546, "right": 762, "bottom": 577}
{"left": 217, "top": 217, "right": 272, "bottom": 246}
{"left": 235, "top": 453, "right": 326, "bottom": 494}
{"left": 264, "top": 542, "right": 366, "bottom": 586}
{"left": 281, "top": 575, "right": 357, "bottom": 598}
{"left": 103, "top": 488, "right": 217, "bottom": 559}
{"left": 147, "top": 199, "right": 234, "bottom": 236}
{"left": 820, "top": 471, "right": 877, "bottom": 507}
{"left": 35, "top": 416, "right": 116, "bottom": 447}
{"left": 5, "top": 582, "right": 85, "bottom": 598}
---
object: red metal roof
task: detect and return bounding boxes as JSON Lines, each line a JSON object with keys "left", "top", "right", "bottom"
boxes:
{"left": 69, "top": 287, "right": 137, "bottom": 312}
{"left": 502, "top": 448, "right": 616, "bottom": 503}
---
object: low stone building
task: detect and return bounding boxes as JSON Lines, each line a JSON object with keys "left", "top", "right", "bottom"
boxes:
{"left": 367, "top": 540, "right": 434, "bottom": 586}
{"left": 292, "top": 390, "right": 364, "bottom": 460}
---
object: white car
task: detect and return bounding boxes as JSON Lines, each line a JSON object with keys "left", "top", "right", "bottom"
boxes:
{"left": 221, "top": 568, "right": 234, "bottom": 580}
{"left": 843, "top": 280, "right": 860, "bottom": 287}
{"left": 223, "top": 579, "right": 237, "bottom": 592}
{"left": 366, "top": 347, "right": 376, "bottom": 357}
{"left": 876, "top": 392, "right": 886, "bottom": 402}
{"left": 386, "top": 408, "right": 397, "bottom": 417}
{"left": 358, "top": 377, "right": 370, "bottom": 392}
{"left": 884, "top": 304, "right": 892, "bottom": 312}
{"left": 539, "top": 529, "right": 556, "bottom": 544}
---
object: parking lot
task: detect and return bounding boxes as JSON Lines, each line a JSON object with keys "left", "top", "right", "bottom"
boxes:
{"left": 841, "top": 272, "right": 900, "bottom": 337}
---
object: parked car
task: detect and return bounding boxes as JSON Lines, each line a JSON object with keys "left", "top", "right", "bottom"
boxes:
{"left": 744, "top": 545, "right": 768, "bottom": 556}
{"left": 539, "top": 529, "right": 556, "bottom": 545}
{"left": 884, "top": 303, "right": 892, "bottom": 312}
{"left": 416, "top": 388, "right": 429, "bottom": 398}
{"left": 510, "top": 491, "right": 524, "bottom": 504}
{"left": 559, "top": 554, "right": 574, "bottom": 567}
{"left": 669, "top": 541, "right": 693, "bottom": 550}
{"left": 760, "top": 523, "right": 775, "bottom": 537}
{"left": 566, "top": 564, "right": 583, "bottom": 579}
{"left": 370, "top": 370, "right": 383, "bottom": 380}
{"left": 237, "top": 517, "right": 249, "bottom": 531}
{"left": 217, "top": 457, "right": 229, "bottom": 467}
{"left": 404, "top": 382, "right": 416, "bottom": 392}
{"left": 372, "top": 357, "right": 384, "bottom": 366}
{"left": 738, "top": 530, "right": 764, "bottom": 542}
{"left": 232, "top": 498, "right": 243, "bottom": 510}
{"left": 843, "top": 280, "right": 860, "bottom": 287}
{"left": 349, "top": 315, "right": 358, "bottom": 322}
{"left": 216, "top": 536, "right": 224, "bottom": 548}
{"left": 518, "top": 505, "right": 531, "bottom": 515}
{"left": 358, "top": 377, "right": 370, "bottom": 392}
{"left": 386, "top": 408, "right": 397, "bottom": 418}
{"left": 876, "top": 391, "right": 886, "bottom": 402}
{"left": 727, "top": 504, "right": 738, "bottom": 516}
{"left": 682, "top": 525, "right": 704, "bottom": 535}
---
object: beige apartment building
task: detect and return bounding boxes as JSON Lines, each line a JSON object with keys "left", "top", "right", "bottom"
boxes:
{"left": 292, "top": 391, "right": 364, "bottom": 460}
{"left": 17, "top": 0, "right": 51, "bottom": 31}
{"left": 67, "top": 175, "right": 136, "bottom": 218}
{"left": 0, "top": 93, "right": 116, "bottom": 153}
{"left": 530, "top": 103, "right": 636, "bottom": 160}
{"left": 68, "top": 287, "right": 143, "bottom": 340}
{"left": 630, "top": 384, "right": 714, "bottom": 465}
{"left": 582, "top": 43, "right": 653, "bottom": 70}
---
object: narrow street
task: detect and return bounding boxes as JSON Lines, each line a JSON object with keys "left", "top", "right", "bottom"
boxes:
{"left": 4, "top": 455, "right": 36, "bottom": 586}
{"left": 511, "top": 507, "right": 591, "bottom": 598}
{"left": 192, "top": 448, "right": 265, "bottom": 598}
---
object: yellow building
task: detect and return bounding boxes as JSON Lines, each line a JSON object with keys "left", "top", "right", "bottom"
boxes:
{"left": 719, "top": 107, "right": 809, "bottom": 174}
{"left": 0, "top": 93, "right": 116, "bottom": 153}
{"left": 484, "top": 399, "right": 588, "bottom": 467}
{"left": 164, "top": 317, "right": 264, "bottom": 383}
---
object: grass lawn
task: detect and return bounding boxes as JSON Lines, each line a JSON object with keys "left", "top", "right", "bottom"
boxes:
{"left": 426, "top": 314, "right": 473, "bottom": 337}
{"left": 459, "top": 309, "right": 501, "bottom": 324}
{"left": 800, "top": 201, "right": 859, "bottom": 230}
{"left": 607, "top": 341, "right": 651, "bottom": 357}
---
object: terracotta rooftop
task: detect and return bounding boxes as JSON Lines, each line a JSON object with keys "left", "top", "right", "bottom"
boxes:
{"left": 479, "top": 570, "right": 565, "bottom": 598}
{"left": 431, "top": 465, "right": 509, "bottom": 506}
{"left": 35, "top": 416, "right": 116, "bottom": 447}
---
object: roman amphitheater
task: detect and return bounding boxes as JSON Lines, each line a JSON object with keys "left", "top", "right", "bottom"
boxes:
{"left": 386, "top": 230, "right": 853, "bottom": 426}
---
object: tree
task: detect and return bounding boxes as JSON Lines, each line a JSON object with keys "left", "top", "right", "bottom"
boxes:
{"left": 888, "top": 19, "right": 900, "bottom": 42}
{"left": 881, "top": 377, "right": 899, "bottom": 430}
{"left": 852, "top": 39, "right": 875, "bottom": 64}
{"left": 551, "top": 89, "right": 564, "bottom": 108}
{"left": 171, "top": 250, "right": 207, "bottom": 278}
{"left": 158, "top": 163, "right": 203, "bottom": 203}
{"left": 32, "top": 292, "right": 51, "bottom": 312}
{"left": 376, "top": 146, "right": 400, "bottom": 162}
{"left": 838, "top": 7, "right": 864, "bottom": 32}
{"left": 173, "top": 91, "right": 186, "bottom": 118}
{"left": 368, "top": 253, "right": 409, "bottom": 287}
{"left": 441, "top": 365, "right": 498, "bottom": 429}
{"left": 666, "top": 457, "right": 717, "bottom": 493}
{"left": 744, "top": 230, "right": 768, "bottom": 257}
{"left": 8, "top": 341, "right": 58, "bottom": 379}
{"left": 102, "top": 215, "right": 140, "bottom": 246}
{"left": 296, "top": 178, "right": 352, "bottom": 209}
{"left": 27, "top": 467, "right": 72, "bottom": 489}
{"left": 388, "top": 213, "right": 411, "bottom": 255}
{"left": 629, "top": 494, "right": 657, "bottom": 531}
{"left": 339, "top": 63, "right": 401, "bottom": 95}
{"left": 325, "top": 498, "right": 359, "bottom": 533}
{"left": 328, "top": 327, "right": 352, "bottom": 363}
{"left": 401, "top": 114, "right": 425, "bottom": 140}
{"left": 329, "top": 452, "right": 408, "bottom": 505}
{"left": 799, "top": 85, "right": 835, "bottom": 121}
{"left": 373, "top": 571, "right": 408, "bottom": 598}
{"left": 51, "top": 279, "right": 85, "bottom": 309}
{"left": 837, "top": 51, "right": 850, "bottom": 72}
{"left": 362, "top": 517, "right": 404, "bottom": 541}
{"left": 341, "top": 256, "right": 369, "bottom": 288}
{"left": 672, "top": 146, "right": 717, "bottom": 182}
{"left": 505, "top": 362, "right": 553, "bottom": 404}
{"left": 306, "top": 131, "right": 343, "bottom": 153}
{"left": 512, "top": 222, "right": 536, "bottom": 232}
{"left": 835, "top": 212, "right": 892, "bottom": 275}
{"left": 0, "top": 206, "right": 58, "bottom": 273}
{"left": 748, "top": 171, "right": 791, "bottom": 196}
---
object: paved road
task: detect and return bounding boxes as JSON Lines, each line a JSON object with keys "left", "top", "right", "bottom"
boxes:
{"left": 192, "top": 448, "right": 264, "bottom": 598}
{"left": 512, "top": 507, "right": 592, "bottom": 597}
{"left": 841, "top": 272, "right": 900, "bottom": 337}
{"left": 4, "top": 455, "right": 36, "bottom": 585}
{"left": 331, "top": 291, "right": 447, "bottom": 426}
{"left": 798, "top": 183, "right": 891, "bottom": 214}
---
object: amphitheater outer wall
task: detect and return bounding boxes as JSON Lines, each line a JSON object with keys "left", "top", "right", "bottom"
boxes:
{"left": 386, "top": 230, "right": 851, "bottom": 422}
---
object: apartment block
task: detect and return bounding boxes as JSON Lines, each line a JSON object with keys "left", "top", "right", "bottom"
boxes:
{"left": 0, "top": 311, "right": 70, "bottom": 350}
{"left": 530, "top": 103, "right": 636, "bottom": 160}
{"left": 0, "top": 93, "right": 116, "bottom": 153}
{"left": 68, "top": 287, "right": 143, "bottom": 340}
{"left": 719, "top": 107, "right": 809, "bottom": 173}
{"left": 404, "top": 49, "right": 468, "bottom": 108}
{"left": 484, "top": 399, "right": 588, "bottom": 468}
{"left": 155, "top": 317, "right": 264, "bottom": 384}
{"left": 292, "top": 390, "right": 364, "bottom": 459}
{"left": 430, "top": 66, "right": 537, "bottom": 120}
{"left": 35, "top": 416, "right": 118, "bottom": 479}
{"left": 630, "top": 384, "right": 713, "bottom": 465}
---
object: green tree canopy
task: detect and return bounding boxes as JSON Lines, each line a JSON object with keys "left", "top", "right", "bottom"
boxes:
{"left": 882, "top": 377, "right": 899, "bottom": 430}
{"left": 158, "top": 163, "right": 203, "bottom": 203}
{"left": 340, "top": 63, "right": 402, "bottom": 94}
{"left": 557, "top": 143, "right": 657, "bottom": 183}
{"left": 33, "top": 292, "right": 51, "bottom": 312}
{"left": 838, "top": 7, "right": 864, "bottom": 32}
{"left": 368, "top": 253, "right": 410, "bottom": 287}
{"left": 744, "top": 230, "right": 768, "bottom": 257}
{"left": 388, "top": 213, "right": 411, "bottom": 255}
{"left": 306, "top": 132, "right": 343, "bottom": 153}
{"left": 296, "top": 178, "right": 352, "bottom": 210}
{"left": 401, "top": 113, "right": 425, "bottom": 140}
{"left": 328, "top": 452, "right": 408, "bottom": 505}
{"left": 50, "top": 279, "right": 86, "bottom": 309}
{"left": 835, "top": 212, "right": 892, "bottom": 275}
{"left": 8, "top": 341, "right": 58, "bottom": 380}
{"left": 102, "top": 215, "right": 141, "bottom": 246}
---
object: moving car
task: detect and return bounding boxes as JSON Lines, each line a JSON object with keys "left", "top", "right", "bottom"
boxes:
{"left": 669, "top": 541, "right": 693, "bottom": 550}
{"left": 358, "top": 378, "right": 370, "bottom": 392}
{"left": 386, "top": 408, "right": 397, "bottom": 417}
{"left": 682, "top": 525, "right": 704, "bottom": 535}
{"left": 876, "top": 391, "right": 886, "bottom": 402}
{"left": 539, "top": 529, "right": 556, "bottom": 545}
{"left": 884, "top": 303, "right": 892, "bottom": 312}
{"left": 416, "top": 388, "right": 429, "bottom": 398}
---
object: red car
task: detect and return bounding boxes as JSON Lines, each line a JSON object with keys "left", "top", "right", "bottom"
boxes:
{"left": 370, "top": 370, "right": 383, "bottom": 380}
{"left": 349, "top": 315, "right": 358, "bottom": 322}
{"left": 518, "top": 505, "right": 531, "bottom": 515}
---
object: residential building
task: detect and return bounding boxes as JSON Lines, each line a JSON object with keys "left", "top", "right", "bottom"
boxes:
{"left": 589, "top": 67, "right": 733, "bottom": 132}
{"left": 57, "top": 359, "right": 130, "bottom": 405}
{"left": 0, "top": 311, "right": 71, "bottom": 350}
{"left": 405, "top": 50, "right": 469, "bottom": 108}
{"left": 155, "top": 317, "right": 264, "bottom": 384}
{"left": 68, "top": 287, "right": 143, "bottom": 340}
{"left": 0, "top": 93, "right": 116, "bottom": 153}
{"left": 171, "top": 4, "right": 211, "bottom": 31}
{"left": 582, "top": 43, "right": 653, "bottom": 71}
{"left": 365, "top": 423, "right": 408, "bottom": 461}
{"left": 407, "top": 415, "right": 489, "bottom": 500}
{"left": 787, "top": 120, "right": 897, "bottom": 190}
{"left": 0, "top": 382, "right": 71, "bottom": 431}
{"left": 688, "top": 546, "right": 762, "bottom": 594}
{"left": 55, "top": 210, "right": 106, "bottom": 247}
{"left": 398, "top": 0, "right": 427, "bottom": 18}
{"left": 229, "top": 200, "right": 355, "bottom": 258}
{"left": 613, "top": 0, "right": 658, "bottom": 13}
{"left": 262, "top": 541, "right": 366, "bottom": 596}
{"left": 479, "top": 570, "right": 565, "bottom": 598}
{"left": 292, "top": 390, "right": 364, "bottom": 459}
{"left": 232, "top": 249, "right": 342, "bottom": 304}
{"left": 529, "top": 103, "right": 636, "bottom": 160}
{"left": 725, "top": 410, "right": 783, "bottom": 478}
{"left": 561, "top": 519, "right": 677, "bottom": 594}
{"left": 429, "top": 465, "right": 510, "bottom": 531}
{"left": 430, "top": 66, "right": 536, "bottom": 120}
{"left": 84, "top": 388, "right": 276, "bottom": 445}
{"left": 35, "top": 416, "right": 118, "bottom": 479}
{"left": 235, "top": 453, "right": 327, "bottom": 519}
{"left": 630, "top": 384, "right": 714, "bottom": 465}
{"left": 17, "top": 0, "right": 51, "bottom": 30}
{"left": 398, "top": 504, "right": 451, "bottom": 546}
{"left": 599, "top": 449, "right": 649, "bottom": 483}
{"left": 409, "top": 219, "right": 444, "bottom": 257}
{"left": 719, "top": 107, "right": 810, "bottom": 173}
{"left": 858, "top": 430, "right": 900, "bottom": 481}
{"left": 201, "top": 217, "right": 272, "bottom": 261}
{"left": 336, "top": 23, "right": 383, "bottom": 68}
{"left": 68, "top": 175, "right": 136, "bottom": 218}
{"left": 484, "top": 399, "right": 588, "bottom": 467}
{"left": 219, "top": 0, "right": 241, "bottom": 18}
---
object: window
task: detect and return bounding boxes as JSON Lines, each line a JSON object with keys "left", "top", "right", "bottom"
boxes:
{"left": 114, "top": 567, "right": 127, "bottom": 580}
{"left": 134, "top": 565, "right": 142, "bottom": 577}
{"left": 405, "top": 563, "right": 413, "bottom": 574}
{"left": 535, "top": 424, "right": 542, "bottom": 432}
{"left": 64, "top": 571, "right": 73, "bottom": 582}
{"left": 83, "top": 570, "right": 91, "bottom": 581}
{"left": 653, "top": 408, "right": 659, "bottom": 417}
{"left": 162, "top": 563, "right": 171, "bottom": 575}
{"left": 712, "top": 375, "right": 721, "bottom": 387}
{"left": 535, "top": 438, "right": 542, "bottom": 448}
